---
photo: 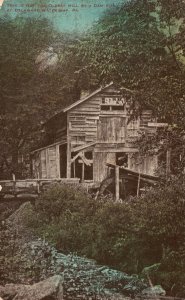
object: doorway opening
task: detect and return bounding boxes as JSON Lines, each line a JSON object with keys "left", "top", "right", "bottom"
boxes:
{"left": 71, "top": 151, "right": 93, "bottom": 181}
{"left": 59, "top": 144, "right": 67, "bottom": 178}
{"left": 84, "top": 151, "right": 93, "bottom": 180}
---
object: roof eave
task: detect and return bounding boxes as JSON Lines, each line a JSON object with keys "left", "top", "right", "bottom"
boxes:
{"left": 63, "top": 82, "right": 114, "bottom": 113}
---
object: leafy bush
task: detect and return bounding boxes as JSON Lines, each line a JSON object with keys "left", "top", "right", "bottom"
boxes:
{"left": 30, "top": 184, "right": 102, "bottom": 252}
{"left": 27, "top": 181, "right": 185, "bottom": 297}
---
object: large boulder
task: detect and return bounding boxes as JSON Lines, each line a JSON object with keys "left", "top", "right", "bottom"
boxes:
{"left": 0, "top": 275, "right": 63, "bottom": 300}
{"left": 35, "top": 47, "right": 59, "bottom": 72}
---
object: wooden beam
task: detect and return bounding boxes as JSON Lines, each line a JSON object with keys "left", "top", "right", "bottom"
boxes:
{"left": 56, "top": 145, "right": 60, "bottom": 178}
{"left": 31, "top": 141, "right": 67, "bottom": 154}
{"left": 72, "top": 142, "right": 96, "bottom": 153}
{"left": 100, "top": 111, "right": 127, "bottom": 116}
{"left": 67, "top": 114, "right": 72, "bottom": 178}
{"left": 46, "top": 149, "right": 49, "bottom": 179}
{"left": 73, "top": 161, "right": 76, "bottom": 178}
{"left": 166, "top": 148, "right": 171, "bottom": 178}
{"left": 82, "top": 162, "right": 85, "bottom": 182}
{"left": 106, "top": 163, "right": 159, "bottom": 181}
{"left": 94, "top": 147, "right": 139, "bottom": 153}
{"left": 115, "top": 166, "right": 120, "bottom": 201}
{"left": 137, "top": 171, "right": 141, "bottom": 197}
{"left": 148, "top": 122, "right": 168, "bottom": 127}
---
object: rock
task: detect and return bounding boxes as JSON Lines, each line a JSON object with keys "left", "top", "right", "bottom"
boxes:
{"left": 0, "top": 275, "right": 63, "bottom": 300}
{"left": 141, "top": 285, "right": 166, "bottom": 296}
{"left": 35, "top": 47, "right": 59, "bottom": 72}
{"left": 1, "top": 200, "right": 146, "bottom": 300}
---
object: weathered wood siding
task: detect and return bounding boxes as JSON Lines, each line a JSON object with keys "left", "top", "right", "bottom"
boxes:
{"left": 68, "top": 89, "right": 155, "bottom": 151}
{"left": 93, "top": 152, "right": 117, "bottom": 182}
{"left": 41, "top": 149, "right": 47, "bottom": 178}
{"left": 93, "top": 152, "right": 108, "bottom": 182}
{"left": 32, "top": 85, "right": 159, "bottom": 182}
{"left": 68, "top": 96, "right": 100, "bottom": 150}
{"left": 32, "top": 144, "right": 60, "bottom": 179}
{"left": 97, "top": 117, "right": 126, "bottom": 143}
{"left": 67, "top": 85, "right": 157, "bottom": 181}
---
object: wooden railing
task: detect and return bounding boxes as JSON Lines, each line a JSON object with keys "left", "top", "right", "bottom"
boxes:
{"left": 0, "top": 178, "right": 80, "bottom": 200}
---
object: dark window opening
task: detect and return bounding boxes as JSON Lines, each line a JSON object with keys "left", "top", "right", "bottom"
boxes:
{"left": 71, "top": 153, "right": 82, "bottom": 179}
{"left": 101, "top": 105, "right": 111, "bottom": 111}
{"left": 116, "top": 153, "right": 128, "bottom": 167}
{"left": 101, "top": 105, "right": 125, "bottom": 111}
{"left": 112, "top": 105, "right": 125, "bottom": 111}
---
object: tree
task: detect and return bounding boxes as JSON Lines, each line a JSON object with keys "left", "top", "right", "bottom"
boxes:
{"left": 80, "top": 0, "right": 185, "bottom": 127}
{"left": 0, "top": 15, "right": 97, "bottom": 179}
{"left": 0, "top": 17, "right": 55, "bottom": 177}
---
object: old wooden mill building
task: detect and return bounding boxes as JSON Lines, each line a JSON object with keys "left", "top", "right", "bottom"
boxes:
{"left": 31, "top": 83, "right": 161, "bottom": 192}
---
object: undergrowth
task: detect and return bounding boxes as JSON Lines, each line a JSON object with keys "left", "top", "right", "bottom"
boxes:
{"left": 25, "top": 181, "right": 185, "bottom": 297}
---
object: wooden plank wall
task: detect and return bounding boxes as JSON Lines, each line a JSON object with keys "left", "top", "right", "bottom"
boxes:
{"left": 68, "top": 96, "right": 101, "bottom": 150}
{"left": 68, "top": 88, "right": 155, "bottom": 151}
{"left": 32, "top": 145, "right": 60, "bottom": 179}
{"left": 93, "top": 152, "right": 116, "bottom": 182}
{"left": 47, "top": 146, "right": 58, "bottom": 178}
{"left": 93, "top": 152, "right": 108, "bottom": 182}
{"left": 67, "top": 86, "right": 158, "bottom": 181}
{"left": 41, "top": 150, "right": 47, "bottom": 178}
{"left": 33, "top": 86, "right": 158, "bottom": 181}
{"left": 97, "top": 117, "right": 126, "bottom": 143}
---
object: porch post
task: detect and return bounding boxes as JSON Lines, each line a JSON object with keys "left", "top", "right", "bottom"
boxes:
{"left": 115, "top": 165, "right": 120, "bottom": 201}
{"left": 67, "top": 137, "right": 71, "bottom": 179}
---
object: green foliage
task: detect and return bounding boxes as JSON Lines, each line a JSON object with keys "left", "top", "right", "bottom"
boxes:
{"left": 80, "top": 0, "right": 185, "bottom": 127}
{"left": 0, "top": 16, "right": 57, "bottom": 178}
{"left": 30, "top": 184, "right": 102, "bottom": 252}
{"left": 0, "top": 223, "right": 56, "bottom": 284}
{"left": 0, "top": 202, "right": 56, "bottom": 284}
{"left": 27, "top": 181, "right": 185, "bottom": 296}
{"left": 78, "top": 0, "right": 185, "bottom": 180}
{"left": 136, "top": 126, "right": 185, "bottom": 177}
{"left": 0, "top": 16, "right": 97, "bottom": 179}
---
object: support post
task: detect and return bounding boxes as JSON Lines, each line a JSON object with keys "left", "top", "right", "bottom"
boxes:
{"left": 166, "top": 148, "right": 171, "bottom": 178}
{"left": 37, "top": 173, "right": 40, "bottom": 194}
{"left": 115, "top": 166, "right": 120, "bottom": 201}
{"left": 137, "top": 172, "right": 141, "bottom": 197}
{"left": 66, "top": 113, "right": 71, "bottom": 179}
{"left": 56, "top": 145, "right": 60, "bottom": 178}
{"left": 12, "top": 173, "right": 16, "bottom": 196}
{"left": 67, "top": 137, "right": 71, "bottom": 179}
{"left": 82, "top": 162, "right": 85, "bottom": 182}
{"left": 73, "top": 161, "right": 76, "bottom": 178}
